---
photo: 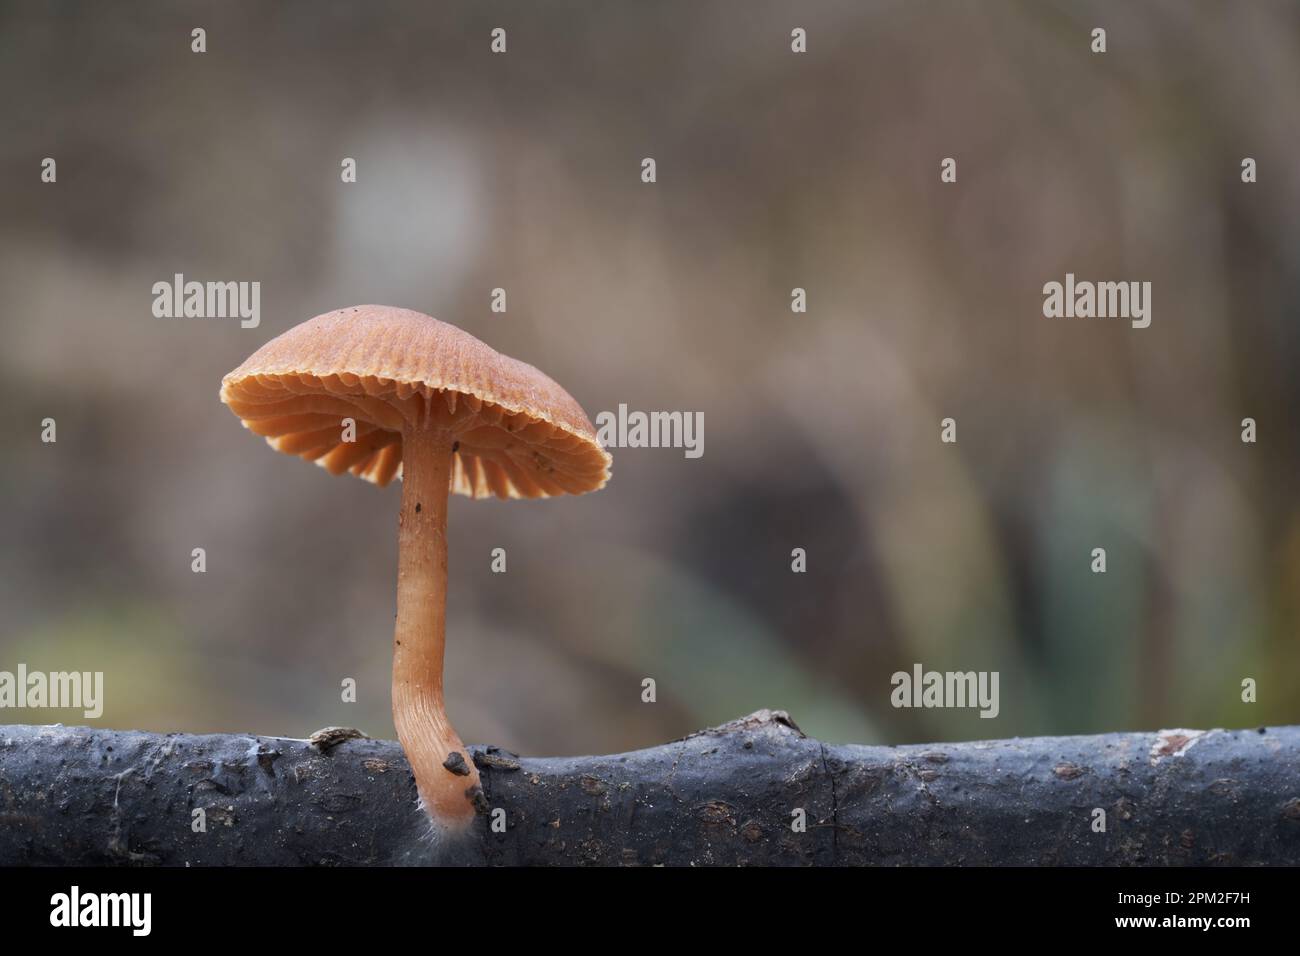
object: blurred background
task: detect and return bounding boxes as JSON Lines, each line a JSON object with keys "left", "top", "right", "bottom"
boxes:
{"left": 2, "top": 1, "right": 1298, "bottom": 755}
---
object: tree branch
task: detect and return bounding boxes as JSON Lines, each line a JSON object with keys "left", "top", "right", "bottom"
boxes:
{"left": 1, "top": 711, "right": 1297, "bottom": 865}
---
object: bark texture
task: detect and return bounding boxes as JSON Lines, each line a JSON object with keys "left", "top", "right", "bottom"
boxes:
{"left": 1, "top": 711, "right": 1297, "bottom": 866}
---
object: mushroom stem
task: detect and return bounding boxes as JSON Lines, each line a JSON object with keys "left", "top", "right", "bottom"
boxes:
{"left": 392, "top": 420, "right": 482, "bottom": 826}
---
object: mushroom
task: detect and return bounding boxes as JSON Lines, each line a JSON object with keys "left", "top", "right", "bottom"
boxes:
{"left": 220, "top": 305, "right": 611, "bottom": 828}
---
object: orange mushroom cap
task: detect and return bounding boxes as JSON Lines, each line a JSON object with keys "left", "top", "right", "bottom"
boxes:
{"left": 219, "top": 305, "right": 612, "bottom": 499}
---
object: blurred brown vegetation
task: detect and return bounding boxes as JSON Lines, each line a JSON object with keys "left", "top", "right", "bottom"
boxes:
{"left": 2, "top": 1, "right": 1299, "bottom": 755}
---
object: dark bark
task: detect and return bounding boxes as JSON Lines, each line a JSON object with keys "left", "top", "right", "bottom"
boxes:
{"left": 1, "top": 711, "right": 1297, "bottom": 866}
